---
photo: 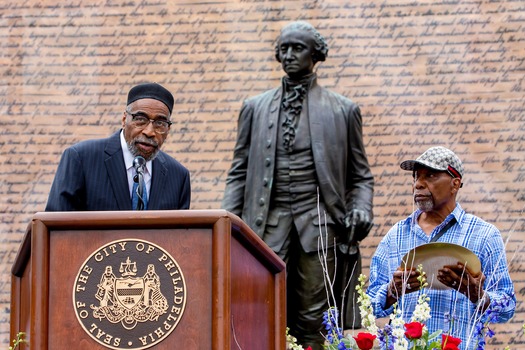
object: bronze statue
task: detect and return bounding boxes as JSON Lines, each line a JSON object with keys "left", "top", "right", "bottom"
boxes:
{"left": 222, "top": 21, "right": 374, "bottom": 349}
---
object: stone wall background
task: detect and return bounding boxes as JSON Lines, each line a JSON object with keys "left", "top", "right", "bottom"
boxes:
{"left": 1, "top": 0, "right": 524, "bottom": 347}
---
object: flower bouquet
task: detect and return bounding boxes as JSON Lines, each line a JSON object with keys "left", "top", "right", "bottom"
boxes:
{"left": 287, "top": 264, "right": 511, "bottom": 350}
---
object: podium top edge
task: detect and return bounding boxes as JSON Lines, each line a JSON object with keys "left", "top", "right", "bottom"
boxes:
{"left": 32, "top": 209, "right": 235, "bottom": 226}
{"left": 19, "top": 209, "right": 285, "bottom": 274}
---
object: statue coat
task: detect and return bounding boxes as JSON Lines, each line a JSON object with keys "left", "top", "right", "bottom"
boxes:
{"left": 222, "top": 77, "right": 374, "bottom": 252}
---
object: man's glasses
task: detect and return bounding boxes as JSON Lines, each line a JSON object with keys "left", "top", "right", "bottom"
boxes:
{"left": 126, "top": 112, "right": 172, "bottom": 134}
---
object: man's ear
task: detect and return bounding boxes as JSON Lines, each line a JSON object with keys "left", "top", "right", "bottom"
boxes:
{"left": 121, "top": 112, "right": 127, "bottom": 129}
{"left": 451, "top": 177, "right": 462, "bottom": 192}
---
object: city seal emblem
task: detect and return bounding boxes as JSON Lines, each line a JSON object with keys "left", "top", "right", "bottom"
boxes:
{"left": 73, "top": 239, "right": 187, "bottom": 349}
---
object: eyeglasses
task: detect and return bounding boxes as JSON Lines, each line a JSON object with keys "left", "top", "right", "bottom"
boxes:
{"left": 126, "top": 112, "right": 172, "bottom": 134}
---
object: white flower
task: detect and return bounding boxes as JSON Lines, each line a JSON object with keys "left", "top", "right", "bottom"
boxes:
{"left": 357, "top": 274, "right": 379, "bottom": 335}
{"left": 411, "top": 294, "right": 431, "bottom": 323}
{"left": 391, "top": 304, "right": 409, "bottom": 350}
{"left": 411, "top": 265, "right": 431, "bottom": 324}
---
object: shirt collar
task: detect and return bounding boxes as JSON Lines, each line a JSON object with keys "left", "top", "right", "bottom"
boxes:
{"left": 410, "top": 202, "right": 464, "bottom": 226}
{"left": 450, "top": 202, "right": 465, "bottom": 225}
{"left": 282, "top": 72, "right": 317, "bottom": 90}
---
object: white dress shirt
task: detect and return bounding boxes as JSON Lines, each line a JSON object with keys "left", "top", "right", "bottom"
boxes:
{"left": 120, "top": 131, "right": 152, "bottom": 198}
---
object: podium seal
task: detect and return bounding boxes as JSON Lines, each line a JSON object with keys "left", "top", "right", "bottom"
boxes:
{"left": 73, "top": 239, "right": 187, "bottom": 349}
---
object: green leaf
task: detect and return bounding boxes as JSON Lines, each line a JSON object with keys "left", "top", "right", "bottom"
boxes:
{"left": 427, "top": 340, "right": 441, "bottom": 349}
{"left": 427, "top": 330, "right": 442, "bottom": 341}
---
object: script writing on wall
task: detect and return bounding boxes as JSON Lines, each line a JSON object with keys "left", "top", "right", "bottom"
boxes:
{"left": 0, "top": 0, "right": 524, "bottom": 347}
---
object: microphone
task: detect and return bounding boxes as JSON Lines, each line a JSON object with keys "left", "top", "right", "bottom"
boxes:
{"left": 133, "top": 156, "right": 146, "bottom": 183}
{"left": 132, "top": 156, "right": 147, "bottom": 210}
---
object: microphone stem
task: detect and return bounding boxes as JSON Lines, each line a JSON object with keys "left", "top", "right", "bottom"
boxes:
{"left": 135, "top": 170, "right": 145, "bottom": 210}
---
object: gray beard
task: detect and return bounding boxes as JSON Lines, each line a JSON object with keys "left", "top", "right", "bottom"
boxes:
{"left": 415, "top": 197, "right": 434, "bottom": 212}
{"left": 127, "top": 140, "right": 159, "bottom": 162}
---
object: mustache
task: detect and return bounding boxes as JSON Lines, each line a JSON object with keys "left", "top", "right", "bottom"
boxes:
{"left": 412, "top": 192, "right": 433, "bottom": 201}
{"left": 414, "top": 191, "right": 431, "bottom": 198}
{"left": 134, "top": 137, "right": 158, "bottom": 148}
{"left": 126, "top": 137, "right": 160, "bottom": 162}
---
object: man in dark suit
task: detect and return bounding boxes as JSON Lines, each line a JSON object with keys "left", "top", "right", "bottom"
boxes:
{"left": 46, "top": 82, "right": 191, "bottom": 211}
{"left": 222, "top": 22, "right": 374, "bottom": 349}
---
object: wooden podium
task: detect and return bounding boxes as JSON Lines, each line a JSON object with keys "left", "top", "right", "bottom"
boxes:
{"left": 10, "top": 210, "right": 286, "bottom": 350}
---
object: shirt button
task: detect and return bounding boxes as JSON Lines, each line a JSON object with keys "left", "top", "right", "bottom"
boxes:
{"left": 259, "top": 198, "right": 265, "bottom": 206}
{"left": 255, "top": 217, "right": 263, "bottom": 226}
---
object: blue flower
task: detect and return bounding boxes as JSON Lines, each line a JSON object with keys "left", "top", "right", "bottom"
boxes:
{"left": 474, "top": 295, "right": 511, "bottom": 349}
{"left": 322, "top": 307, "right": 345, "bottom": 346}
{"left": 377, "top": 324, "right": 395, "bottom": 350}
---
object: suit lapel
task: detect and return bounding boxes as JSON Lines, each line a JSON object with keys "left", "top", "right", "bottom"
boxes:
{"left": 105, "top": 131, "right": 132, "bottom": 210}
{"left": 307, "top": 83, "right": 326, "bottom": 146}
{"left": 149, "top": 154, "right": 168, "bottom": 210}
{"left": 268, "top": 88, "right": 281, "bottom": 135}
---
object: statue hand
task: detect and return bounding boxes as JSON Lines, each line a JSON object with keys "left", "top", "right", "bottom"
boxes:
{"left": 344, "top": 209, "right": 373, "bottom": 242}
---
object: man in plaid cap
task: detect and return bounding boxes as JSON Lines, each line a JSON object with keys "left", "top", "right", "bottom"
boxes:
{"left": 367, "top": 146, "right": 515, "bottom": 349}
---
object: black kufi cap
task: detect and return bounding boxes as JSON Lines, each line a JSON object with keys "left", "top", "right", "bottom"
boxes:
{"left": 127, "top": 83, "right": 174, "bottom": 113}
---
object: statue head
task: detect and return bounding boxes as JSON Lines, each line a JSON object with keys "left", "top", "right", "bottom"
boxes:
{"left": 274, "top": 21, "right": 328, "bottom": 65}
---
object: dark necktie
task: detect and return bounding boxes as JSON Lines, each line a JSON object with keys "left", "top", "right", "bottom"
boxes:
{"left": 132, "top": 178, "right": 148, "bottom": 210}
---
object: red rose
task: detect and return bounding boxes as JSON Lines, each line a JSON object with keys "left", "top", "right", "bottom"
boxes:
{"left": 353, "top": 332, "right": 376, "bottom": 350}
{"left": 404, "top": 322, "right": 424, "bottom": 339}
{"left": 442, "top": 334, "right": 462, "bottom": 350}
{"left": 305, "top": 347, "right": 312, "bottom": 350}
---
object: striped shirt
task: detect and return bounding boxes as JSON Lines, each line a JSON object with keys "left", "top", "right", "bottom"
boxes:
{"left": 368, "top": 203, "right": 515, "bottom": 349}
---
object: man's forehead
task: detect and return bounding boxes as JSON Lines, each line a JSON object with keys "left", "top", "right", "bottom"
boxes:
{"left": 129, "top": 98, "right": 170, "bottom": 116}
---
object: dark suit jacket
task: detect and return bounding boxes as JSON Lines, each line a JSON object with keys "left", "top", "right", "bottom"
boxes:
{"left": 45, "top": 131, "right": 191, "bottom": 211}
{"left": 222, "top": 76, "right": 374, "bottom": 252}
